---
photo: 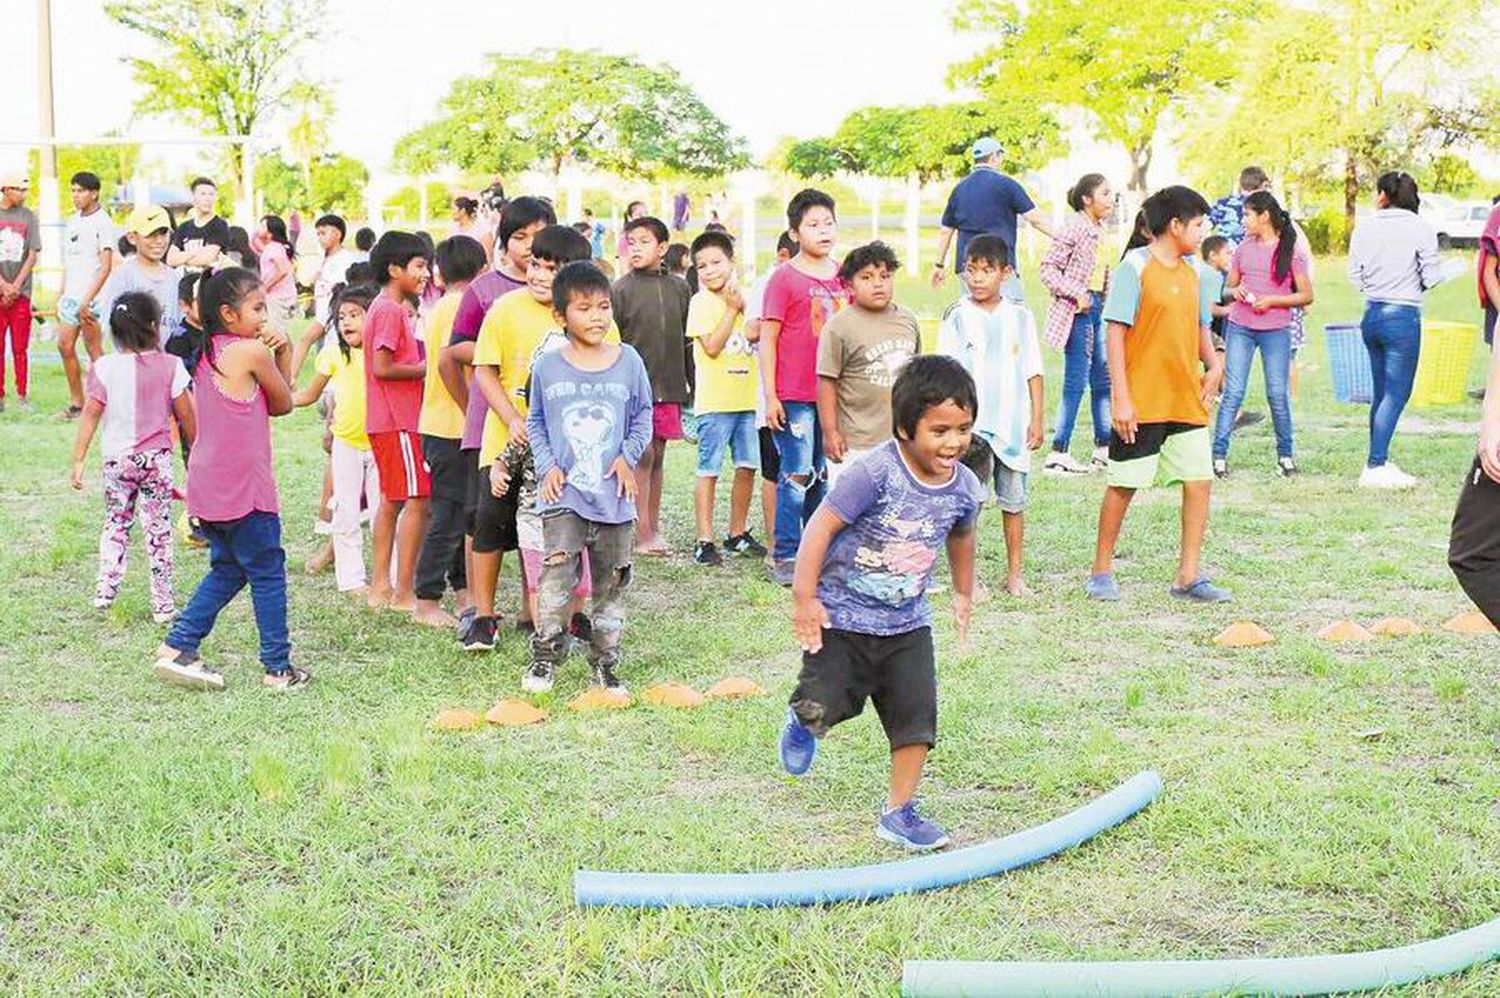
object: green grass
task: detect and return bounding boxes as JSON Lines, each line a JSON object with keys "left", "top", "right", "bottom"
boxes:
{"left": 3, "top": 256, "right": 1499, "bottom": 995}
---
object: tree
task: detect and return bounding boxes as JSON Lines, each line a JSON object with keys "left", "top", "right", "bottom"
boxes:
{"left": 394, "top": 49, "right": 749, "bottom": 179}
{"left": 27, "top": 142, "right": 142, "bottom": 216}
{"left": 950, "top": 0, "right": 1247, "bottom": 192}
{"left": 254, "top": 153, "right": 369, "bottom": 217}
{"left": 104, "top": 0, "right": 329, "bottom": 204}
{"left": 286, "top": 81, "right": 334, "bottom": 190}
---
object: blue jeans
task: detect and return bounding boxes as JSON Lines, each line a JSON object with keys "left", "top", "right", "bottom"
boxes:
{"left": 166, "top": 511, "right": 291, "bottom": 674}
{"left": 1361, "top": 302, "right": 1422, "bottom": 468}
{"left": 695, "top": 410, "right": 759, "bottom": 476}
{"left": 1051, "top": 297, "right": 1109, "bottom": 451}
{"left": 772, "top": 401, "right": 826, "bottom": 561}
{"left": 1212, "top": 322, "right": 1294, "bottom": 460}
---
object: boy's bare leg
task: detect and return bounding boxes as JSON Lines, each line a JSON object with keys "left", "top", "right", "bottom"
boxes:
{"left": 632, "top": 440, "right": 658, "bottom": 551}
{"left": 888, "top": 744, "right": 929, "bottom": 811}
{"left": 728, "top": 467, "right": 754, "bottom": 539}
{"left": 1176, "top": 480, "right": 1211, "bottom": 587}
{"left": 58, "top": 323, "right": 85, "bottom": 408}
{"left": 369, "top": 499, "right": 402, "bottom": 607}
{"left": 693, "top": 475, "right": 717, "bottom": 541}
{"left": 1091, "top": 485, "right": 1135, "bottom": 576}
{"left": 1002, "top": 511, "right": 1031, "bottom": 596}
{"left": 648, "top": 438, "right": 667, "bottom": 545}
{"left": 392, "top": 499, "right": 430, "bottom": 612}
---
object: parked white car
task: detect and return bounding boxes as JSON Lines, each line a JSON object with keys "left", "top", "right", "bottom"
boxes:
{"left": 1432, "top": 201, "right": 1495, "bottom": 249}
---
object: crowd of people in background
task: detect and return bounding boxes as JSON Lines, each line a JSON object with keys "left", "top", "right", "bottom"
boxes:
{"left": 2, "top": 135, "right": 1495, "bottom": 850}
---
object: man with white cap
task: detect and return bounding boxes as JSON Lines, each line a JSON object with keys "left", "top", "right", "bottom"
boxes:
{"left": 0, "top": 171, "right": 41, "bottom": 411}
{"left": 931, "top": 138, "right": 1053, "bottom": 301}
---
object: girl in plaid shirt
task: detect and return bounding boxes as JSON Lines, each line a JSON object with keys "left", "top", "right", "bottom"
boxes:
{"left": 1039, "top": 174, "right": 1116, "bottom": 474}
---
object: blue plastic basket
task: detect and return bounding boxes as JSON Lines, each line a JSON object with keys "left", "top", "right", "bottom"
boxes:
{"left": 1325, "top": 323, "right": 1373, "bottom": 404}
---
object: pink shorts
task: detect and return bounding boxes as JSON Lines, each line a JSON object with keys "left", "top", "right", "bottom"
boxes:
{"left": 652, "top": 402, "right": 684, "bottom": 442}
{"left": 520, "top": 547, "right": 593, "bottom": 598}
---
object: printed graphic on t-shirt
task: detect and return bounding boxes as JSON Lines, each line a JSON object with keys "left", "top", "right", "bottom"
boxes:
{"left": 850, "top": 514, "right": 942, "bottom": 606}
{"left": 808, "top": 284, "right": 842, "bottom": 340}
{"left": 561, "top": 398, "right": 618, "bottom": 494}
{"left": 0, "top": 223, "right": 26, "bottom": 265}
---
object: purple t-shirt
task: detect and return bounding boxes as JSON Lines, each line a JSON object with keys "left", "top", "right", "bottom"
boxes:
{"left": 526, "top": 345, "right": 654, "bottom": 526}
{"left": 819, "top": 440, "right": 984, "bottom": 636}
{"left": 1228, "top": 236, "right": 1311, "bottom": 331}
{"left": 451, "top": 268, "right": 527, "bottom": 450}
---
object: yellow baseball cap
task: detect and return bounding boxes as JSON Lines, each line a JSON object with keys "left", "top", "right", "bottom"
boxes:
{"left": 128, "top": 204, "right": 172, "bottom": 235}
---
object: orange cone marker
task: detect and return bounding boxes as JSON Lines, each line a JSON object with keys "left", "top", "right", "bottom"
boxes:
{"left": 1213, "top": 621, "right": 1274, "bottom": 648}
{"left": 1317, "top": 620, "right": 1374, "bottom": 643}
{"left": 486, "top": 699, "right": 548, "bottom": 726}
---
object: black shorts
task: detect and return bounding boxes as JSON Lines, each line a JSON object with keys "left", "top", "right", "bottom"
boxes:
{"left": 759, "top": 426, "right": 780, "bottom": 483}
{"left": 471, "top": 463, "right": 520, "bottom": 554}
{"left": 461, "top": 448, "right": 482, "bottom": 536}
{"left": 790, "top": 627, "right": 936, "bottom": 750}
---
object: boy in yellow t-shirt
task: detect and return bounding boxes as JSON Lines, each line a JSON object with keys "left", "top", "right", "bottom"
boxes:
{"left": 413, "top": 235, "right": 489, "bottom": 628}
{"left": 461, "top": 225, "right": 606, "bottom": 651}
{"left": 687, "top": 230, "right": 767, "bottom": 567}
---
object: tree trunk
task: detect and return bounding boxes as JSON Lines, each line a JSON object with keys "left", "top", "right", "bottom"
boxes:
{"left": 1127, "top": 142, "right": 1153, "bottom": 194}
{"left": 1343, "top": 150, "right": 1359, "bottom": 234}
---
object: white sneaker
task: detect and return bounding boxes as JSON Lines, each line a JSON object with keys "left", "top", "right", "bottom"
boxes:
{"left": 1091, "top": 446, "right": 1109, "bottom": 469}
{"left": 1359, "top": 463, "right": 1418, "bottom": 489}
{"left": 1043, "top": 451, "right": 1092, "bottom": 475}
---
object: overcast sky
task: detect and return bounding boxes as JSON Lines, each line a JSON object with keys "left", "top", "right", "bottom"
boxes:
{"left": 4, "top": 0, "right": 977, "bottom": 172}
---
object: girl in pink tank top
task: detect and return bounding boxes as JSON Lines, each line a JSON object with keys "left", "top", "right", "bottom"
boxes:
{"left": 155, "top": 268, "right": 311, "bottom": 692}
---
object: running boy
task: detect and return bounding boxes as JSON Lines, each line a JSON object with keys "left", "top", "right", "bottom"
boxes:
{"left": 522, "top": 261, "right": 653, "bottom": 695}
{"left": 57, "top": 171, "right": 116, "bottom": 419}
{"left": 687, "top": 229, "right": 766, "bottom": 566}
{"left": 364, "top": 231, "right": 432, "bottom": 612}
{"left": 778, "top": 355, "right": 984, "bottom": 851}
{"left": 612, "top": 215, "right": 691, "bottom": 556}
{"left": 1086, "top": 186, "right": 1229, "bottom": 604}
{"left": 939, "top": 235, "right": 1044, "bottom": 597}
{"left": 761, "top": 189, "right": 845, "bottom": 586}
{"left": 816, "top": 241, "right": 921, "bottom": 488}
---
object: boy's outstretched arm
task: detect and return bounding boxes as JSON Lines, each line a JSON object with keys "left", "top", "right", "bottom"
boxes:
{"left": 946, "top": 523, "right": 977, "bottom": 648}
{"left": 790, "top": 506, "right": 848, "bottom": 654}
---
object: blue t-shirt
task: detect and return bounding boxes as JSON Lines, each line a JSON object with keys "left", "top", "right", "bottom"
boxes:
{"left": 526, "top": 345, "right": 654, "bottom": 525}
{"left": 940, "top": 167, "right": 1036, "bottom": 272}
{"left": 818, "top": 440, "right": 985, "bottom": 636}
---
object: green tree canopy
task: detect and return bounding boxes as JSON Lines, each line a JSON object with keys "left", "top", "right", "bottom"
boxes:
{"left": 950, "top": 0, "right": 1248, "bottom": 191}
{"left": 27, "top": 143, "right": 142, "bottom": 216}
{"left": 254, "top": 154, "right": 369, "bottom": 217}
{"left": 394, "top": 49, "right": 749, "bottom": 178}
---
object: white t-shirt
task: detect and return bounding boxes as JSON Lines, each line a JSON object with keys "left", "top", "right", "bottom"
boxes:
{"left": 63, "top": 209, "right": 116, "bottom": 299}
{"left": 314, "top": 248, "right": 359, "bottom": 325}
{"left": 744, "top": 271, "right": 775, "bottom": 427}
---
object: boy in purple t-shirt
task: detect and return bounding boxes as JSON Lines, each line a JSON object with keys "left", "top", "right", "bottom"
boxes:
{"left": 519, "top": 262, "right": 653, "bottom": 696}
{"left": 760, "top": 188, "right": 846, "bottom": 585}
{"left": 779, "top": 355, "right": 984, "bottom": 852}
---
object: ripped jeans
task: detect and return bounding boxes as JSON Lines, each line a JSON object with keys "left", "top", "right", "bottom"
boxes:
{"left": 530, "top": 510, "right": 635, "bottom": 673}
{"left": 772, "top": 401, "right": 827, "bottom": 562}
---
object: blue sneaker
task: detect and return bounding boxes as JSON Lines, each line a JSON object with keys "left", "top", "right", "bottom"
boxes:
{"left": 1084, "top": 572, "right": 1121, "bottom": 602}
{"left": 877, "top": 801, "right": 950, "bottom": 851}
{"left": 1170, "top": 576, "right": 1232, "bottom": 604}
{"left": 778, "top": 709, "right": 817, "bottom": 776}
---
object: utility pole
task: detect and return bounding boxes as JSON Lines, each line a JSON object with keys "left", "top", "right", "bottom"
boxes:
{"left": 37, "top": 0, "right": 61, "bottom": 279}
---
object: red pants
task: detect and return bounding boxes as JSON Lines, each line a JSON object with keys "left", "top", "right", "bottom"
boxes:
{"left": 0, "top": 296, "right": 31, "bottom": 400}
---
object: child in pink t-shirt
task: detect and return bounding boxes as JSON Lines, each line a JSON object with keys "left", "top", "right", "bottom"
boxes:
{"left": 257, "top": 215, "right": 299, "bottom": 332}
{"left": 758, "top": 188, "right": 846, "bottom": 584}
{"left": 70, "top": 292, "right": 196, "bottom": 623}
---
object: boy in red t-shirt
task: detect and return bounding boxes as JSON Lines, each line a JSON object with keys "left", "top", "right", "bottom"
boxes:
{"left": 364, "top": 231, "right": 432, "bottom": 612}
{"left": 759, "top": 188, "right": 846, "bottom": 586}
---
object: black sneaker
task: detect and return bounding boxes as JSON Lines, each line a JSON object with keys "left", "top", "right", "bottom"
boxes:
{"left": 515, "top": 618, "right": 536, "bottom": 636}
{"left": 521, "top": 659, "right": 556, "bottom": 694}
{"left": 1277, "top": 456, "right": 1299, "bottom": 477}
{"left": 592, "top": 661, "right": 628, "bottom": 695}
{"left": 693, "top": 540, "right": 723, "bottom": 566}
{"left": 1213, "top": 458, "right": 1228, "bottom": 480}
{"left": 723, "top": 532, "right": 768, "bottom": 558}
{"left": 462, "top": 615, "right": 498, "bottom": 652}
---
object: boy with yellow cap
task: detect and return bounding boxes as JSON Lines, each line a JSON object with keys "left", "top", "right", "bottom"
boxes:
{"left": 88, "top": 206, "right": 183, "bottom": 347}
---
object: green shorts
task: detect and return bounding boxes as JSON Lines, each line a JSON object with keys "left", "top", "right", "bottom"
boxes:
{"left": 1106, "top": 422, "right": 1212, "bottom": 490}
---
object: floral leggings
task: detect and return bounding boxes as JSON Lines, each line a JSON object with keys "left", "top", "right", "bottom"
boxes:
{"left": 96, "top": 448, "right": 175, "bottom": 614}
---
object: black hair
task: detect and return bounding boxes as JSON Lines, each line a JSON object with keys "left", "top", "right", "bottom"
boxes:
{"left": 775, "top": 230, "right": 798, "bottom": 257}
{"left": 1200, "top": 235, "right": 1229, "bottom": 259}
{"left": 891, "top": 355, "right": 977, "bottom": 441}
{"left": 1238, "top": 166, "right": 1269, "bottom": 192}
{"left": 370, "top": 230, "right": 430, "bottom": 286}
{"left": 1067, "top": 173, "right": 1108, "bottom": 212}
{"left": 314, "top": 214, "right": 346, "bottom": 240}
{"left": 261, "top": 214, "right": 294, "bottom": 261}
{"left": 345, "top": 261, "right": 374, "bottom": 285}
{"left": 624, "top": 216, "right": 670, "bottom": 245}
{"left": 70, "top": 171, "right": 101, "bottom": 192}
{"left": 704, "top": 221, "right": 728, "bottom": 233}
{"left": 690, "top": 230, "right": 735, "bottom": 262}
{"left": 434, "top": 235, "right": 488, "bottom": 287}
{"left": 498, "top": 196, "right": 558, "bottom": 247}
{"left": 664, "top": 243, "right": 690, "bottom": 274}
{"left": 530, "top": 224, "right": 593, "bottom": 266}
{"left": 787, "top": 188, "right": 836, "bottom": 230}
{"left": 1122, "top": 210, "right": 1151, "bottom": 257}
{"left": 329, "top": 282, "right": 376, "bottom": 361}
{"left": 1243, "top": 190, "right": 1297, "bottom": 284}
{"left": 226, "top": 226, "right": 255, "bottom": 268}
{"left": 963, "top": 233, "right": 1012, "bottom": 270}
{"left": 415, "top": 230, "right": 435, "bottom": 255}
{"left": 623, "top": 200, "right": 647, "bottom": 223}
{"left": 116, "top": 234, "right": 136, "bottom": 258}
{"left": 838, "top": 240, "right": 901, "bottom": 284}
{"left": 354, "top": 227, "right": 376, "bottom": 252}
{"left": 551, "top": 260, "right": 613, "bottom": 315}
{"left": 453, "top": 196, "right": 479, "bottom": 216}
{"left": 1376, "top": 171, "right": 1421, "bottom": 213}
{"left": 1142, "top": 186, "right": 1211, "bottom": 237}
{"left": 198, "top": 267, "right": 262, "bottom": 373}
{"left": 177, "top": 270, "right": 204, "bottom": 306}
{"left": 108, "top": 291, "right": 161, "bottom": 353}
{"left": 571, "top": 221, "right": 591, "bottom": 236}
{"left": 190, "top": 176, "right": 216, "bottom": 192}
